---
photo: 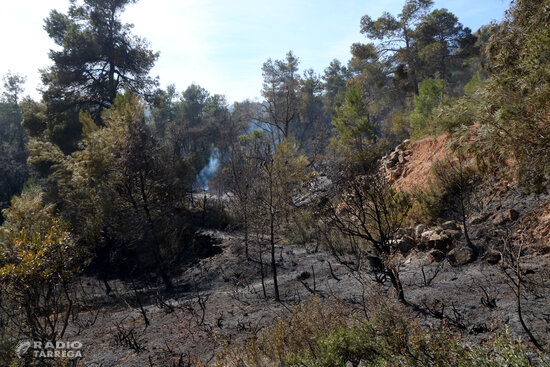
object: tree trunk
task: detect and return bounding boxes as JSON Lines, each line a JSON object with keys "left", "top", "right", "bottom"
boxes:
{"left": 244, "top": 203, "right": 249, "bottom": 259}
{"left": 139, "top": 173, "right": 173, "bottom": 291}
{"left": 270, "top": 210, "right": 280, "bottom": 302}
{"left": 259, "top": 243, "right": 267, "bottom": 299}
{"left": 387, "top": 267, "right": 407, "bottom": 305}
{"left": 269, "top": 176, "right": 280, "bottom": 302}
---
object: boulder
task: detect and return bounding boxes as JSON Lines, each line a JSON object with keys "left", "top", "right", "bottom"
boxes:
{"left": 429, "top": 249, "right": 446, "bottom": 263}
{"left": 415, "top": 224, "right": 428, "bottom": 239}
{"left": 442, "top": 229, "right": 462, "bottom": 240}
{"left": 396, "top": 235, "right": 415, "bottom": 254}
{"left": 441, "top": 221, "right": 458, "bottom": 231}
{"left": 484, "top": 250, "right": 501, "bottom": 265}
{"left": 421, "top": 230, "right": 436, "bottom": 242}
{"left": 422, "top": 230, "right": 450, "bottom": 250}
{"left": 448, "top": 246, "right": 474, "bottom": 266}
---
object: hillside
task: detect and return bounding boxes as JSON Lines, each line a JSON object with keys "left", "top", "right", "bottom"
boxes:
{"left": 46, "top": 134, "right": 549, "bottom": 366}
{"left": 1, "top": 0, "right": 549, "bottom": 365}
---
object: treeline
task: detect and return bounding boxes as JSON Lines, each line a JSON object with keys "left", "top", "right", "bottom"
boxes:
{"left": 0, "top": 0, "right": 548, "bottom": 358}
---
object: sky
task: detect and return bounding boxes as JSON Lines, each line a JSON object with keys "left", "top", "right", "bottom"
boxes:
{"left": 0, "top": 0, "right": 511, "bottom": 104}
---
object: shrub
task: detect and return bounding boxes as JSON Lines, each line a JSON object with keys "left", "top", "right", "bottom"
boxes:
{"left": 217, "top": 297, "right": 535, "bottom": 367}
{"left": 407, "top": 154, "right": 480, "bottom": 226}
{"left": 0, "top": 184, "right": 83, "bottom": 346}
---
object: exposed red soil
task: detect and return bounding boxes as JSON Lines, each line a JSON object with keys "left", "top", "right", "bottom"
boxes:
{"left": 393, "top": 134, "right": 451, "bottom": 192}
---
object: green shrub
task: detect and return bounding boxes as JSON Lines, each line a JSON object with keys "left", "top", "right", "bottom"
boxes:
{"left": 217, "top": 297, "right": 535, "bottom": 367}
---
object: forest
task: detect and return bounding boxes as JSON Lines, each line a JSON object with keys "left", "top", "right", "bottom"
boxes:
{"left": 0, "top": 0, "right": 549, "bottom": 365}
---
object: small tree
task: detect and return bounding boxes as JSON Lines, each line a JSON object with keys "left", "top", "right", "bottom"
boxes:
{"left": 325, "top": 173, "right": 411, "bottom": 304}
{"left": 226, "top": 131, "right": 264, "bottom": 259}
{"left": 258, "top": 51, "right": 301, "bottom": 142}
{"left": 58, "top": 93, "right": 191, "bottom": 290}
{"left": 259, "top": 140, "right": 308, "bottom": 301}
{"left": 0, "top": 185, "right": 82, "bottom": 343}
{"left": 409, "top": 78, "right": 446, "bottom": 139}
{"left": 239, "top": 133, "right": 308, "bottom": 301}
{"left": 431, "top": 152, "right": 478, "bottom": 247}
{"left": 331, "top": 83, "right": 383, "bottom": 173}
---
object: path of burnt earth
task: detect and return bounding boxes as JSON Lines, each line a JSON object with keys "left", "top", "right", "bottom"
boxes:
{"left": 64, "top": 222, "right": 550, "bottom": 366}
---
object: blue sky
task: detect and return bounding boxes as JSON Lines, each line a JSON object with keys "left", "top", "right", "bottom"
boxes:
{"left": 0, "top": 0, "right": 511, "bottom": 103}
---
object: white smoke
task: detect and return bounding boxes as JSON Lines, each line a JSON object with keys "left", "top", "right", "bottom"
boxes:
{"left": 195, "top": 148, "right": 220, "bottom": 191}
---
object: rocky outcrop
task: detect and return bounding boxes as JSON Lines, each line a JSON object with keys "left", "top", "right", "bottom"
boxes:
{"left": 381, "top": 140, "right": 411, "bottom": 183}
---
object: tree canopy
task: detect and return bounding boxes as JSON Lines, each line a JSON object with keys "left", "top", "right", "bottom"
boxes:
{"left": 40, "top": 0, "right": 158, "bottom": 153}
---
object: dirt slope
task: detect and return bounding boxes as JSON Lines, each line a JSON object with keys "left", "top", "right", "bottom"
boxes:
{"left": 383, "top": 134, "right": 451, "bottom": 192}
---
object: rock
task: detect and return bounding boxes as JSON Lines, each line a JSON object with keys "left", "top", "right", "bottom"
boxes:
{"left": 429, "top": 249, "right": 446, "bottom": 262}
{"left": 390, "top": 166, "right": 403, "bottom": 180}
{"left": 469, "top": 213, "right": 489, "bottom": 225}
{"left": 448, "top": 246, "right": 474, "bottom": 266}
{"left": 484, "top": 250, "right": 501, "bottom": 265}
{"left": 389, "top": 151, "right": 400, "bottom": 163}
{"left": 398, "top": 152, "right": 406, "bottom": 163}
{"left": 396, "top": 235, "right": 415, "bottom": 254}
{"left": 422, "top": 230, "right": 450, "bottom": 250}
{"left": 442, "top": 229, "right": 462, "bottom": 240}
{"left": 396, "top": 227, "right": 415, "bottom": 238}
{"left": 421, "top": 230, "right": 436, "bottom": 242}
{"left": 492, "top": 209, "right": 520, "bottom": 226}
{"left": 441, "top": 221, "right": 458, "bottom": 231}
{"left": 415, "top": 224, "right": 428, "bottom": 239}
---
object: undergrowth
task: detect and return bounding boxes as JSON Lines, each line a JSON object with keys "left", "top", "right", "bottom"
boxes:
{"left": 213, "top": 296, "right": 536, "bottom": 367}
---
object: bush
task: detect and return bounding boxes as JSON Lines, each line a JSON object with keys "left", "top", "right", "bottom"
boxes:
{"left": 217, "top": 297, "right": 534, "bottom": 367}
{"left": 407, "top": 154, "right": 480, "bottom": 225}
{"left": 0, "top": 184, "right": 83, "bottom": 352}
